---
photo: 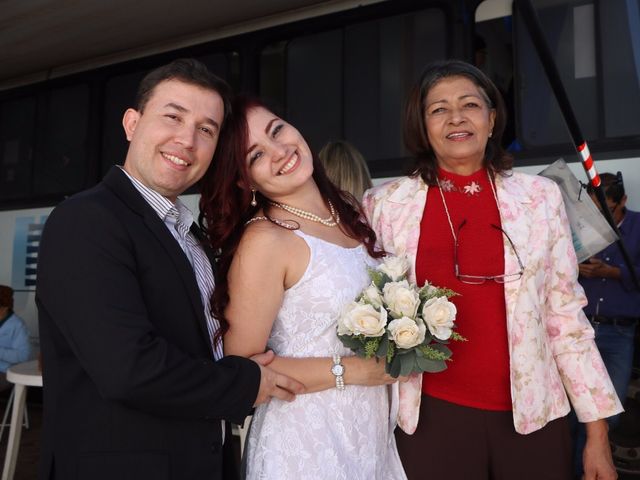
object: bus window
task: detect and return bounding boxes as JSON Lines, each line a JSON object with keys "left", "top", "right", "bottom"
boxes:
{"left": 260, "top": 41, "right": 287, "bottom": 117}
{"left": 286, "top": 29, "right": 343, "bottom": 154}
{"left": 0, "top": 96, "right": 37, "bottom": 201}
{"left": 102, "top": 70, "right": 146, "bottom": 176}
{"left": 34, "top": 84, "right": 90, "bottom": 196}
{"left": 600, "top": 0, "right": 640, "bottom": 138}
{"left": 197, "top": 52, "right": 233, "bottom": 83}
{"left": 477, "top": 0, "right": 640, "bottom": 155}
{"left": 474, "top": 1, "right": 517, "bottom": 150}
{"left": 515, "top": 0, "right": 598, "bottom": 148}
{"left": 259, "top": 7, "right": 447, "bottom": 175}
{"left": 195, "top": 51, "right": 237, "bottom": 96}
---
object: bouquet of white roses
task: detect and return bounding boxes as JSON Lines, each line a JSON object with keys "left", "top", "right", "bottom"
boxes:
{"left": 337, "top": 256, "right": 465, "bottom": 378}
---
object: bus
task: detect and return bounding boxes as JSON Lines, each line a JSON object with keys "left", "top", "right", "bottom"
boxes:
{"left": 1, "top": 0, "right": 639, "bottom": 365}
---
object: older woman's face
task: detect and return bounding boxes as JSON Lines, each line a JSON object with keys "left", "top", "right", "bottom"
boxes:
{"left": 423, "top": 76, "right": 495, "bottom": 170}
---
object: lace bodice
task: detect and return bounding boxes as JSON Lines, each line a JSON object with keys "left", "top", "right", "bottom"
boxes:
{"left": 266, "top": 232, "right": 372, "bottom": 357}
{"left": 244, "top": 231, "right": 406, "bottom": 480}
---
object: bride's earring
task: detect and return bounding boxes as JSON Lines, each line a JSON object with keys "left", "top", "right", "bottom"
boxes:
{"left": 251, "top": 189, "right": 258, "bottom": 207}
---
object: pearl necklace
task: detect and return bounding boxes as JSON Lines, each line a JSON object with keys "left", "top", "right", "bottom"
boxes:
{"left": 436, "top": 169, "right": 499, "bottom": 243}
{"left": 245, "top": 216, "right": 298, "bottom": 230}
{"left": 269, "top": 199, "right": 340, "bottom": 227}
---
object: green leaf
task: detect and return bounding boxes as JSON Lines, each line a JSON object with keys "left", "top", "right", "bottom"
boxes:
{"left": 429, "top": 343, "right": 452, "bottom": 358}
{"left": 386, "top": 341, "right": 395, "bottom": 364}
{"left": 415, "top": 355, "right": 447, "bottom": 373}
{"left": 337, "top": 334, "right": 364, "bottom": 351}
{"left": 449, "top": 331, "right": 467, "bottom": 342}
{"left": 388, "top": 354, "right": 402, "bottom": 378}
{"left": 368, "top": 268, "right": 391, "bottom": 290}
{"left": 375, "top": 334, "right": 389, "bottom": 358}
{"left": 419, "top": 286, "right": 459, "bottom": 301}
{"left": 394, "top": 345, "right": 416, "bottom": 356}
{"left": 417, "top": 344, "right": 449, "bottom": 361}
{"left": 399, "top": 352, "right": 417, "bottom": 376}
{"left": 363, "top": 338, "right": 381, "bottom": 358}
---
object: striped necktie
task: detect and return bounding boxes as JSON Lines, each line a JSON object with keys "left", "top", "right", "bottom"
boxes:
{"left": 169, "top": 206, "right": 223, "bottom": 360}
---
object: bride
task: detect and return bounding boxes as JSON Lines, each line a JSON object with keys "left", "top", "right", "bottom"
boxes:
{"left": 199, "top": 96, "right": 406, "bottom": 480}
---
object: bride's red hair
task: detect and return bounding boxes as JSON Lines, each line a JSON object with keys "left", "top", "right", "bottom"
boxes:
{"left": 199, "top": 95, "right": 383, "bottom": 341}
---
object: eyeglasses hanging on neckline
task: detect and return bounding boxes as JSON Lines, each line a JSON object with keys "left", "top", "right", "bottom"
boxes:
{"left": 453, "top": 220, "right": 525, "bottom": 285}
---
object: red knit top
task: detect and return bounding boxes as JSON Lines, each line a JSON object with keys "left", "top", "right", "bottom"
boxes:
{"left": 415, "top": 167, "right": 512, "bottom": 411}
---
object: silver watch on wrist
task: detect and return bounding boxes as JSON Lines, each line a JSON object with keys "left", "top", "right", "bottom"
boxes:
{"left": 331, "top": 354, "right": 345, "bottom": 390}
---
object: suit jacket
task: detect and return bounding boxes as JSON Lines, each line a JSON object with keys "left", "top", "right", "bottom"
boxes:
{"left": 36, "top": 167, "right": 260, "bottom": 480}
{"left": 363, "top": 172, "right": 623, "bottom": 434}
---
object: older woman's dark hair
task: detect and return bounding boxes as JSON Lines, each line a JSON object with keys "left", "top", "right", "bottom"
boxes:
{"left": 405, "top": 59, "right": 513, "bottom": 184}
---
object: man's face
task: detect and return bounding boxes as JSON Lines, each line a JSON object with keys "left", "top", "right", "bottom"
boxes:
{"left": 122, "top": 79, "right": 224, "bottom": 201}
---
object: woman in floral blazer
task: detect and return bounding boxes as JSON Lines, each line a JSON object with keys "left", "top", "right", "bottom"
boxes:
{"left": 363, "top": 60, "right": 622, "bottom": 480}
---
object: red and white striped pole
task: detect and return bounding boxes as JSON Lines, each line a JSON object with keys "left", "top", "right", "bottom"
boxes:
{"left": 577, "top": 142, "right": 600, "bottom": 188}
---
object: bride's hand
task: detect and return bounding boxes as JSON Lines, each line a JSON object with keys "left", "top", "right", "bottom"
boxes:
{"left": 343, "top": 356, "right": 399, "bottom": 386}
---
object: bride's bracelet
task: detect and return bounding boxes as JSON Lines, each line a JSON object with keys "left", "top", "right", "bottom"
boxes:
{"left": 331, "top": 355, "right": 345, "bottom": 390}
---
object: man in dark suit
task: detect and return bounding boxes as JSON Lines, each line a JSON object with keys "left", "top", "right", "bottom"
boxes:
{"left": 36, "top": 59, "right": 302, "bottom": 480}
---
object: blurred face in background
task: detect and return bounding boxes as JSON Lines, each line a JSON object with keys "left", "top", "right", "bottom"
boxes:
{"left": 589, "top": 192, "right": 626, "bottom": 224}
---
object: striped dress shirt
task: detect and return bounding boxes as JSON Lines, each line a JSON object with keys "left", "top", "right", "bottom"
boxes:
{"left": 119, "top": 167, "right": 223, "bottom": 360}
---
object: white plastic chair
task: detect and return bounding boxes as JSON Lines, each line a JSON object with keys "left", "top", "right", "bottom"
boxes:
{"left": 231, "top": 415, "right": 252, "bottom": 456}
{"left": 0, "top": 387, "right": 29, "bottom": 443}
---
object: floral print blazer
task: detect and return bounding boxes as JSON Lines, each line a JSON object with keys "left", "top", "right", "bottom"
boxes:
{"left": 362, "top": 172, "right": 623, "bottom": 435}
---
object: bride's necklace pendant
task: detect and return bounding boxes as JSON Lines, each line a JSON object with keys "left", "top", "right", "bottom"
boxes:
{"left": 270, "top": 199, "right": 340, "bottom": 227}
{"left": 438, "top": 177, "right": 483, "bottom": 196}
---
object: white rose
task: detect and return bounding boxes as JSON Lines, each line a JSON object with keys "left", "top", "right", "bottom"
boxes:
{"left": 377, "top": 256, "right": 409, "bottom": 281}
{"left": 338, "top": 302, "right": 387, "bottom": 337}
{"left": 362, "top": 283, "right": 383, "bottom": 308}
{"left": 421, "top": 297, "right": 457, "bottom": 340}
{"left": 383, "top": 280, "right": 420, "bottom": 319}
{"left": 387, "top": 317, "right": 426, "bottom": 349}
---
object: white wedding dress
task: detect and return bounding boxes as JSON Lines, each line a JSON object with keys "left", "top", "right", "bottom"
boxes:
{"left": 244, "top": 230, "right": 406, "bottom": 480}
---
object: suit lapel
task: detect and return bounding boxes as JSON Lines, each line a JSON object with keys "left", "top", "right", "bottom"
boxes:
{"left": 387, "top": 176, "right": 428, "bottom": 283}
{"left": 103, "top": 167, "right": 214, "bottom": 355}
{"left": 495, "top": 173, "right": 531, "bottom": 323}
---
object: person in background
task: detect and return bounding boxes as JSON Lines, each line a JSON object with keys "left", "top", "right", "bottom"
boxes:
{"left": 0, "top": 285, "right": 32, "bottom": 391}
{"left": 318, "top": 140, "right": 372, "bottom": 200}
{"left": 363, "top": 59, "right": 622, "bottom": 480}
{"left": 574, "top": 171, "right": 640, "bottom": 477}
{"left": 36, "top": 59, "right": 302, "bottom": 480}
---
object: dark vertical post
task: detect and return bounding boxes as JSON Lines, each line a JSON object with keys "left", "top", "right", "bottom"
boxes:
{"left": 515, "top": 0, "right": 639, "bottom": 289}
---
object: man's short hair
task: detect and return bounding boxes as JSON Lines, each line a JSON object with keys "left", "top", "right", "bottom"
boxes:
{"left": 135, "top": 58, "right": 232, "bottom": 124}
